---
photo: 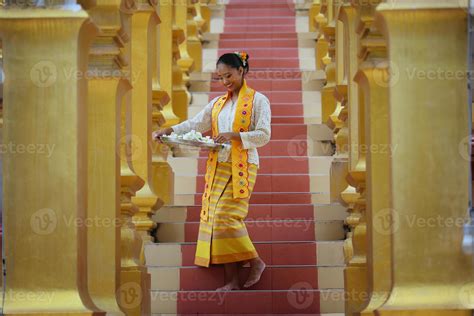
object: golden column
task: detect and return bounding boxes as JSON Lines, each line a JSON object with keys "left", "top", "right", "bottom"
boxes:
{"left": 309, "top": 0, "right": 320, "bottom": 32}
{"left": 119, "top": 3, "right": 152, "bottom": 314}
{"left": 150, "top": 2, "right": 174, "bottom": 209}
{"left": 0, "top": 6, "right": 102, "bottom": 315}
{"left": 171, "top": 0, "right": 189, "bottom": 122}
{"left": 176, "top": 0, "right": 195, "bottom": 84}
{"left": 352, "top": 1, "right": 391, "bottom": 315}
{"left": 130, "top": 0, "right": 160, "bottom": 242}
{"left": 79, "top": 0, "right": 129, "bottom": 313}
{"left": 197, "top": 0, "right": 211, "bottom": 33}
{"left": 159, "top": 0, "right": 186, "bottom": 125}
{"left": 187, "top": 0, "right": 204, "bottom": 73}
{"left": 374, "top": 1, "right": 473, "bottom": 314}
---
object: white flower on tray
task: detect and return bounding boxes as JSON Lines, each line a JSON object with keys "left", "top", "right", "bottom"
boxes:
{"left": 170, "top": 130, "right": 215, "bottom": 144}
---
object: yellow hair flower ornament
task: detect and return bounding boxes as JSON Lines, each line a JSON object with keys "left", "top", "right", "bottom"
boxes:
{"left": 234, "top": 51, "right": 248, "bottom": 67}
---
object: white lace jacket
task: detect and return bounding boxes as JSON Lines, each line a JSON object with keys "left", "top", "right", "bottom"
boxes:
{"left": 171, "top": 92, "right": 272, "bottom": 168}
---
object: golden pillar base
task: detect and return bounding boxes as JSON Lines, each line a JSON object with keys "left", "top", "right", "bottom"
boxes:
{"left": 119, "top": 269, "right": 151, "bottom": 316}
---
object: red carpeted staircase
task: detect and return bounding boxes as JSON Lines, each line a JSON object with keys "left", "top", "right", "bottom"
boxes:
{"left": 146, "top": 0, "right": 346, "bottom": 314}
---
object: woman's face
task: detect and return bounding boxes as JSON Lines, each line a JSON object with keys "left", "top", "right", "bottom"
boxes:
{"left": 216, "top": 63, "right": 243, "bottom": 94}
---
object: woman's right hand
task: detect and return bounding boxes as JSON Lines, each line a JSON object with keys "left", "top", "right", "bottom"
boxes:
{"left": 152, "top": 127, "right": 173, "bottom": 142}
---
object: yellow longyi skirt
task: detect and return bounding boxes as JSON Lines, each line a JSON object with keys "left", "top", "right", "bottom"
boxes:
{"left": 194, "top": 161, "right": 259, "bottom": 267}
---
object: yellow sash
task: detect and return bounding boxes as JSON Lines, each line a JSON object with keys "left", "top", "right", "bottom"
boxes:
{"left": 200, "top": 80, "right": 256, "bottom": 221}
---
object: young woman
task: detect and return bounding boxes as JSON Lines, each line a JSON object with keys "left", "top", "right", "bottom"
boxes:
{"left": 153, "top": 52, "right": 271, "bottom": 291}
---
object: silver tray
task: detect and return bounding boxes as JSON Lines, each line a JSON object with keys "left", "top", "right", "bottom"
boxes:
{"left": 160, "top": 135, "right": 226, "bottom": 150}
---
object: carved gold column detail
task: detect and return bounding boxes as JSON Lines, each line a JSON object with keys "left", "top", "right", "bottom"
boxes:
{"left": 130, "top": 0, "right": 160, "bottom": 243}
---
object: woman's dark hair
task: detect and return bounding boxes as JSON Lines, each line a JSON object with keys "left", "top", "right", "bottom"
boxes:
{"left": 216, "top": 52, "right": 250, "bottom": 75}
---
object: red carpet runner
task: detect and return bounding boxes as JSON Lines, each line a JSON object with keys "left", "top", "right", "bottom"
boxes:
{"left": 147, "top": 0, "right": 344, "bottom": 314}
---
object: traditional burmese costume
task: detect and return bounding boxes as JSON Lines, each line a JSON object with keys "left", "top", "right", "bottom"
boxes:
{"left": 172, "top": 80, "right": 272, "bottom": 267}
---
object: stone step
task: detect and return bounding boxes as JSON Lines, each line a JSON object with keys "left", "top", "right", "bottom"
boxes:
{"left": 218, "top": 47, "right": 300, "bottom": 58}
{"left": 145, "top": 240, "right": 345, "bottom": 267}
{"left": 209, "top": 79, "right": 302, "bottom": 91}
{"left": 206, "top": 91, "right": 303, "bottom": 103}
{"left": 219, "top": 32, "right": 298, "bottom": 39}
{"left": 224, "top": 25, "right": 296, "bottom": 33}
{"left": 172, "top": 174, "right": 328, "bottom": 194}
{"left": 148, "top": 265, "right": 344, "bottom": 291}
{"left": 154, "top": 220, "right": 345, "bottom": 243}
{"left": 168, "top": 156, "right": 334, "bottom": 175}
{"left": 224, "top": 17, "right": 295, "bottom": 26}
{"left": 171, "top": 191, "right": 332, "bottom": 206}
{"left": 219, "top": 38, "right": 299, "bottom": 49}
{"left": 225, "top": 9, "right": 296, "bottom": 17}
{"left": 154, "top": 204, "right": 347, "bottom": 223}
{"left": 150, "top": 289, "right": 344, "bottom": 314}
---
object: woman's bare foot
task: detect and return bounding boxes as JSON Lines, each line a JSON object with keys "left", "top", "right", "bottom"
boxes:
{"left": 216, "top": 280, "right": 240, "bottom": 291}
{"left": 243, "top": 257, "right": 266, "bottom": 288}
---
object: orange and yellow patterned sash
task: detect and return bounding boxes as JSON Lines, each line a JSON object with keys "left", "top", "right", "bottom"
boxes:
{"left": 200, "top": 80, "right": 256, "bottom": 221}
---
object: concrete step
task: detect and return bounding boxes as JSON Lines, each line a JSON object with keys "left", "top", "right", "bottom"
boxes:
{"left": 219, "top": 38, "right": 299, "bottom": 49}
{"left": 170, "top": 191, "right": 332, "bottom": 206}
{"left": 145, "top": 240, "right": 345, "bottom": 267}
{"left": 172, "top": 174, "right": 329, "bottom": 194}
{"left": 224, "top": 25, "right": 296, "bottom": 33}
{"left": 168, "top": 156, "right": 334, "bottom": 175}
{"left": 209, "top": 79, "right": 302, "bottom": 91}
{"left": 154, "top": 220, "right": 345, "bottom": 243}
{"left": 150, "top": 289, "right": 344, "bottom": 314}
{"left": 225, "top": 9, "right": 296, "bottom": 17}
{"left": 149, "top": 265, "right": 344, "bottom": 291}
{"left": 224, "top": 17, "right": 295, "bottom": 26}
{"left": 208, "top": 91, "right": 302, "bottom": 103}
{"left": 153, "top": 204, "right": 348, "bottom": 223}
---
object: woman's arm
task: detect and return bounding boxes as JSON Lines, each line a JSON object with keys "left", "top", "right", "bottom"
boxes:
{"left": 171, "top": 97, "right": 216, "bottom": 135}
{"left": 239, "top": 94, "right": 272, "bottom": 149}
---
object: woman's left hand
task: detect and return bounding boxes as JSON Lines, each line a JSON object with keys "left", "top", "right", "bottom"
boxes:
{"left": 213, "top": 132, "right": 241, "bottom": 144}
